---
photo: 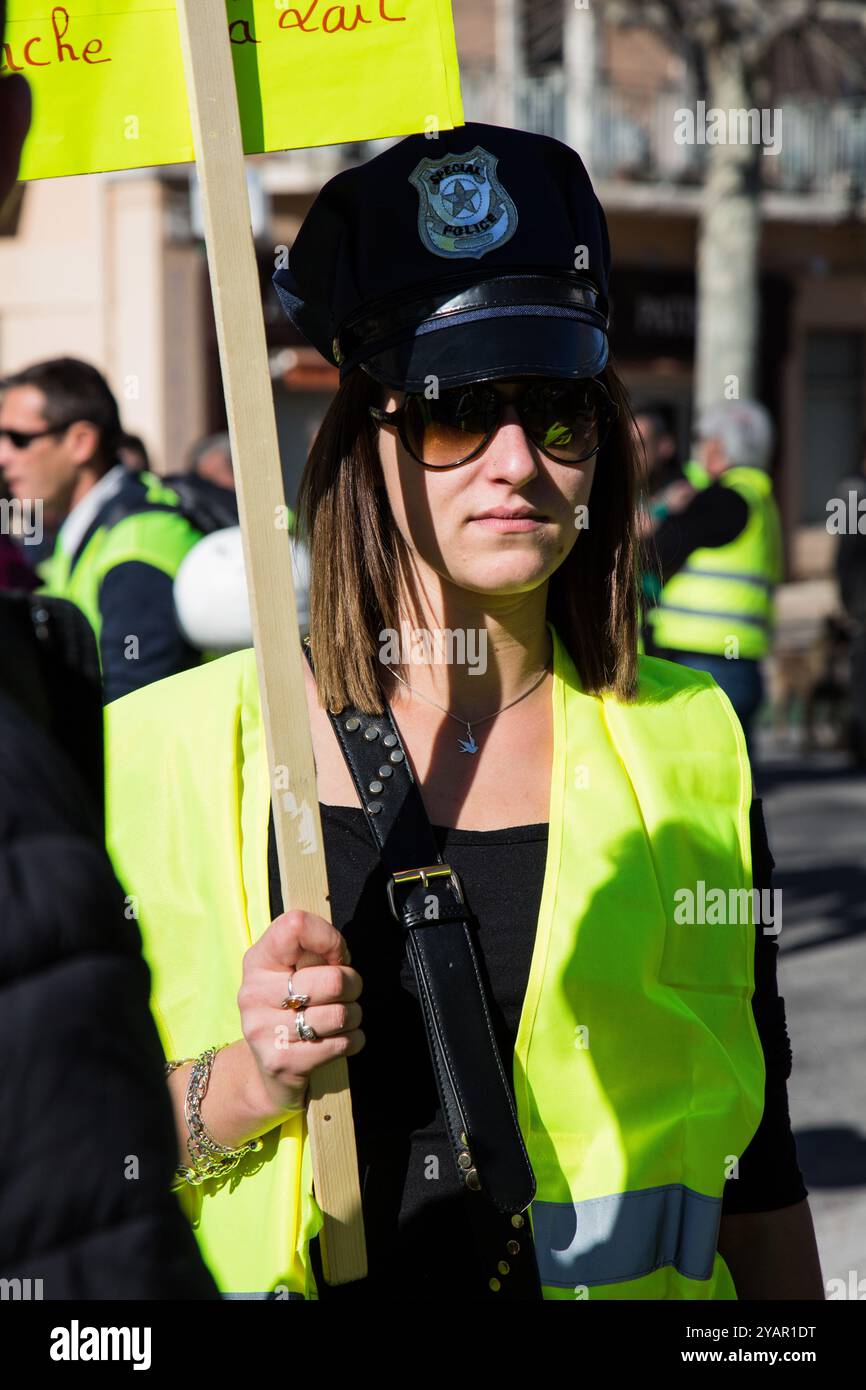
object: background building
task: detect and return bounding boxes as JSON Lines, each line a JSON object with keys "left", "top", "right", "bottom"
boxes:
{"left": 1, "top": 1, "right": 864, "bottom": 594}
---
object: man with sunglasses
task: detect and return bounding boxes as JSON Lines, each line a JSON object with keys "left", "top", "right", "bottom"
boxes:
{"left": 0, "top": 356, "right": 203, "bottom": 701}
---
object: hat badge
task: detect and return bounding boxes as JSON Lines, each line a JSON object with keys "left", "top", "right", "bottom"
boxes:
{"left": 408, "top": 145, "right": 518, "bottom": 260}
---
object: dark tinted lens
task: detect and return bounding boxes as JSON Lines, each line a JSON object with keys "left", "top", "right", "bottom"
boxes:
{"left": 520, "top": 380, "right": 605, "bottom": 461}
{"left": 403, "top": 385, "right": 499, "bottom": 466}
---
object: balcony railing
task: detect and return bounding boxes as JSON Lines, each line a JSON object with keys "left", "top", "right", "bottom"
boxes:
{"left": 459, "top": 69, "right": 866, "bottom": 199}
{"left": 255, "top": 71, "right": 866, "bottom": 203}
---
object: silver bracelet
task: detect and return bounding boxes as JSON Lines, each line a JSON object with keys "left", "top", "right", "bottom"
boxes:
{"left": 175, "top": 1044, "right": 263, "bottom": 1187}
{"left": 165, "top": 1057, "right": 193, "bottom": 1078}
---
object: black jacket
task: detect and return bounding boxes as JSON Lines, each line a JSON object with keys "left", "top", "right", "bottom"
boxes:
{"left": 0, "top": 595, "right": 218, "bottom": 1298}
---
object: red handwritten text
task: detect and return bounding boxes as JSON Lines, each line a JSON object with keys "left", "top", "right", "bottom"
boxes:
{"left": 1, "top": 6, "right": 110, "bottom": 72}
{"left": 278, "top": 1, "right": 406, "bottom": 34}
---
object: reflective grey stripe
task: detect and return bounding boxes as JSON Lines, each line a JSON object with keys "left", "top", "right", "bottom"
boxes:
{"left": 655, "top": 602, "right": 768, "bottom": 629}
{"left": 532, "top": 1185, "right": 722, "bottom": 1288}
{"left": 679, "top": 565, "right": 774, "bottom": 591}
{"left": 221, "top": 1291, "right": 304, "bottom": 1300}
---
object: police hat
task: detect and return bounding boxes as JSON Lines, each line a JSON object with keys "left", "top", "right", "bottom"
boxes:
{"left": 272, "top": 122, "right": 611, "bottom": 392}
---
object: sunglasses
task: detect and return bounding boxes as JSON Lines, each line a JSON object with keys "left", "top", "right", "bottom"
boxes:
{"left": 0, "top": 421, "right": 76, "bottom": 449}
{"left": 369, "top": 377, "right": 618, "bottom": 469}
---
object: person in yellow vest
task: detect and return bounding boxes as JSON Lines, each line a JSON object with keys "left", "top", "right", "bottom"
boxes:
{"left": 104, "top": 123, "right": 822, "bottom": 1301}
{"left": 644, "top": 400, "right": 784, "bottom": 757}
{"left": 0, "top": 357, "right": 203, "bottom": 702}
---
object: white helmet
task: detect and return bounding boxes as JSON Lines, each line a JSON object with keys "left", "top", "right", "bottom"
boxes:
{"left": 173, "top": 526, "right": 310, "bottom": 651}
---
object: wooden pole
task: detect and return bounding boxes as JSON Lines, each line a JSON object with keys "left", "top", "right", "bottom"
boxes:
{"left": 174, "top": 0, "right": 366, "bottom": 1285}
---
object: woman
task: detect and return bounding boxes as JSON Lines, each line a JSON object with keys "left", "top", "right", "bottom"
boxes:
{"left": 105, "top": 122, "right": 822, "bottom": 1301}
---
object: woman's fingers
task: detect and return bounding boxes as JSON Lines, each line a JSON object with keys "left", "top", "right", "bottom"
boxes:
{"left": 239, "top": 911, "right": 365, "bottom": 1109}
{"left": 287, "top": 963, "right": 363, "bottom": 1006}
{"left": 250, "top": 908, "right": 350, "bottom": 972}
{"left": 286, "top": 1029, "right": 367, "bottom": 1063}
{"left": 289, "top": 1001, "right": 363, "bottom": 1040}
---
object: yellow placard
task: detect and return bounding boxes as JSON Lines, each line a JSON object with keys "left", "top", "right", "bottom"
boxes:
{"left": 5, "top": 1, "right": 464, "bottom": 180}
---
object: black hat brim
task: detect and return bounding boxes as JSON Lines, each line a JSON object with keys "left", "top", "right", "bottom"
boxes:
{"left": 352, "top": 314, "right": 609, "bottom": 393}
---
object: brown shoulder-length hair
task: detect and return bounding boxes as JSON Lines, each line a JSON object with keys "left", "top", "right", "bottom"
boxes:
{"left": 297, "top": 359, "right": 648, "bottom": 715}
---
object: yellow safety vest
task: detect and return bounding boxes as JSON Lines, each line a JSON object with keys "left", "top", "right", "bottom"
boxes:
{"left": 683, "top": 457, "right": 711, "bottom": 490}
{"left": 648, "top": 466, "right": 784, "bottom": 660}
{"left": 38, "top": 470, "right": 203, "bottom": 648}
{"left": 104, "top": 619, "right": 764, "bottom": 1299}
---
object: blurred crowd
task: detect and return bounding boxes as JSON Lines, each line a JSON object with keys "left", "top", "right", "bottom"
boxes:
{"left": 0, "top": 356, "right": 309, "bottom": 700}
{"left": 3, "top": 343, "right": 865, "bottom": 765}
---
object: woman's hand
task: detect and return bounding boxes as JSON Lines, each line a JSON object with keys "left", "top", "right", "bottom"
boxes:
{"left": 238, "top": 908, "right": 365, "bottom": 1117}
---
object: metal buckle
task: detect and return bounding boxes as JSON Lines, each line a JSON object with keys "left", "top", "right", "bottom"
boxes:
{"left": 386, "top": 863, "right": 465, "bottom": 921}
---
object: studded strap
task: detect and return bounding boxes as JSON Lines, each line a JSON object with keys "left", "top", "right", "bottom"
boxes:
{"left": 269, "top": 639, "right": 537, "bottom": 1216}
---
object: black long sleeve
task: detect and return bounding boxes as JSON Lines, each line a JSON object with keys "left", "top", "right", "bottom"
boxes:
{"left": 720, "top": 798, "right": 808, "bottom": 1214}
{"left": 651, "top": 484, "right": 749, "bottom": 586}
{"left": 98, "top": 561, "right": 199, "bottom": 704}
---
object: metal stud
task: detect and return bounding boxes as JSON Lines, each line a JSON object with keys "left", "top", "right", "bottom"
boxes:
{"left": 497, "top": 1261, "right": 510, "bottom": 1276}
{"left": 367, "top": 801, "right": 383, "bottom": 815}
{"left": 506, "top": 1240, "right": 520, "bottom": 1256}
{"left": 363, "top": 726, "right": 379, "bottom": 741}
{"left": 459, "top": 1131, "right": 468, "bottom": 1146}
{"left": 465, "top": 1168, "right": 481, "bottom": 1191}
{"left": 383, "top": 734, "right": 398, "bottom": 747}
{"left": 489, "top": 1278, "right": 501, "bottom": 1293}
{"left": 511, "top": 1214, "right": 524, "bottom": 1229}
{"left": 457, "top": 1150, "right": 472, "bottom": 1170}
{"left": 344, "top": 717, "right": 361, "bottom": 732}
{"left": 377, "top": 766, "right": 393, "bottom": 779}
{"left": 389, "top": 750, "right": 405, "bottom": 764}
{"left": 368, "top": 780, "right": 384, "bottom": 795}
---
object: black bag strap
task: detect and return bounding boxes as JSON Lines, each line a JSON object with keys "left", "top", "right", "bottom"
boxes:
{"left": 267, "top": 806, "right": 542, "bottom": 1297}
{"left": 298, "top": 637, "right": 535, "bottom": 1216}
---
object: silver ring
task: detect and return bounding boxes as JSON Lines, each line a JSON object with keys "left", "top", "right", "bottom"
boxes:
{"left": 295, "top": 1009, "right": 318, "bottom": 1043}
{"left": 280, "top": 975, "right": 311, "bottom": 1011}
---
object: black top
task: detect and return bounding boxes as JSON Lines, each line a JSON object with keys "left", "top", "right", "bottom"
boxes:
{"left": 305, "top": 796, "right": 807, "bottom": 1301}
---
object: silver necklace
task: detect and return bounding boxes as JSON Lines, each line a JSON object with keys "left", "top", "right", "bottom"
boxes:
{"left": 385, "top": 649, "right": 552, "bottom": 754}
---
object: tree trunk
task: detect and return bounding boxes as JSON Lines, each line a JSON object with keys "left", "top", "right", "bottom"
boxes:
{"left": 564, "top": 0, "right": 598, "bottom": 172}
{"left": 694, "top": 44, "right": 763, "bottom": 416}
{"left": 495, "top": 0, "right": 524, "bottom": 128}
